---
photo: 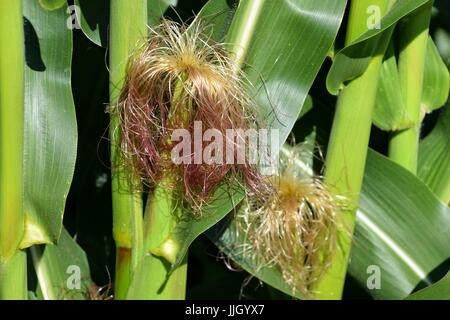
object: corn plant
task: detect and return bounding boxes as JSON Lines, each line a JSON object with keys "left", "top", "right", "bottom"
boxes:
{"left": 0, "top": 0, "right": 449, "bottom": 301}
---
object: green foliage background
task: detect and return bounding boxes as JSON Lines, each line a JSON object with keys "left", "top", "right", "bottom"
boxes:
{"left": 14, "top": 0, "right": 449, "bottom": 300}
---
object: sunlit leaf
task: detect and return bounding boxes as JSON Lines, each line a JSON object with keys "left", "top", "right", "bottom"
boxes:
{"left": 421, "top": 37, "right": 450, "bottom": 114}
{"left": 349, "top": 150, "right": 450, "bottom": 299}
{"left": 20, "top": 1, "right": 77, "bottom": 247}
{"left": 373, "top": 37, "right": 449, "bottom": 131}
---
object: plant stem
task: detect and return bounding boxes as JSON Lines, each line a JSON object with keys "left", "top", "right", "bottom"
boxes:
{"left": 224, "top": 0, "right": 265, "bottom": 69}
{"left": 0, "top": 250, "right": 27, "bottom": 300}
{"left": 314, "top": 0, "right": 391, "bottom": 299}
{"left": 0, "top": 0, "right": 27, "bottom": 300}
{"left": 114, "top": 247, "right": 132, "bottom": 300}
{"left": 109, "top": 0, "right": 147, "bottom": 299}
{"left": 388, "top": 2, "right": 432, "bottom": 173}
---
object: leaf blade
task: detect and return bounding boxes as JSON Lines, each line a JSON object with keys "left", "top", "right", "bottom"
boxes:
{"left": 20, "top": 1, "right": 77, "bottom": 247}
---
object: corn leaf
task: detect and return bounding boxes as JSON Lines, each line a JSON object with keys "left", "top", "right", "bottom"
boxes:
{"left": 20, "top": 1, "right": 77, "bottom": 247}
{"left": 418, "top": 104, "right": 450, "bottom": 203}
{"left": 373, "top": 37, "right": 450, "bottom": 131}
{"left": 31, "top": 228, "right": 92, "bottom": 300}
{"left": 405, "top": 271, "right": 450, "bottom": 300}
{"left": 421, "top": 37, "right": 450, "bottom": 113}
{"left": 327, "top": 0, "right": 432, "bottom": 95}
{"left": 349, "top": 150, "right": 450, "bottom": 299}
{"left": 73, "top": 0, "right": 109, "bottom": 47}
{"left": 74, "top": 0, "right": 174, "bottom": 47}
{"left": 372, "top": 43, "right": 411, "bottom": 130}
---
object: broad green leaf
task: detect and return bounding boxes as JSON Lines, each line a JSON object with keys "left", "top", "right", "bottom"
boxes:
{"left": 350, "top": 150, "right": 450, "bottom": 300}
{"left": 74, "top": 0, "right": 174, "bottom": 47}
{"left": 20, "top": 1, "right": 77, "bottom": 247}
{"left": 373, "top": 37, "right": 449, "bottom": 131}
{"left": 38, "top": 0, "right": 66, "bottom": 11}
{"left": 193, "top": 0, "right": 238, "bottom": 42}
{"left": 327, "top": 0, "right": 431, "bottom": 95}
{"left": 418, "top": 104, "right": 450, "bottom": 203}
{"left": 421, "top": 37, "right": 450, "bottom": 114}
{"left": 31, "top": 228, "right": 92, "bottom": 300}
{"left": 372, "top": 43, "right": 411, "bottom": 130}
{"left": 405, "top": 271, "right": 450, "bottom": 300}
{"left": 160, "top": 0, "right": 347, "bottom": 271}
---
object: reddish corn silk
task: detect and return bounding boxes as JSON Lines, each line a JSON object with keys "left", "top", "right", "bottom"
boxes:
{"left": 114, "top": 19, "right": 268, "bottom": 213}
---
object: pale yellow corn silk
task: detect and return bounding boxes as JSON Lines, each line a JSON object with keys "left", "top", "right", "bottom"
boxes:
{"left": 237, "top": 145, "right": 341, "bottom": 298}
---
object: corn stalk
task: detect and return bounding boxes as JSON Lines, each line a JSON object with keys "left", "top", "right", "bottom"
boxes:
{"left": 388, "top": 2, "right": 433, "bottom": 173}
{"left": 314, "top": 0, "right": 392, "bottom": 299}
{"left": 0, "top": 0, "right": 27, "bottom": 300}
{"left": 109, "top": 0, "right": 147, "bottom": 299}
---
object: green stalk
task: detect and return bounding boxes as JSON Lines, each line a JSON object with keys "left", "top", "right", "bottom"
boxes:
{"left": 113, "top": 247, "right": 132, "bottom": 299}
{"left": 130, "top": 179, "right": 187, "bottom": 300}
{"left": 314, "top": 0, "right": 391, "bottom": 299}
{"left": 388, "top": 2, "right": 432, "bottom": 173}
{"left": 109, "top": 0, "right": 147, "bottom": 299}
{"left": 0, "top": 0, "right": 27, "bottom": 300}
{"left": 224, "top": 0, "right": 265, "bottom": 69}
{"left": 131, "top": 81, "right": 188, "bottom": 300}
{"left": 0, "top": 251, "right": 27, "bottom": 300}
